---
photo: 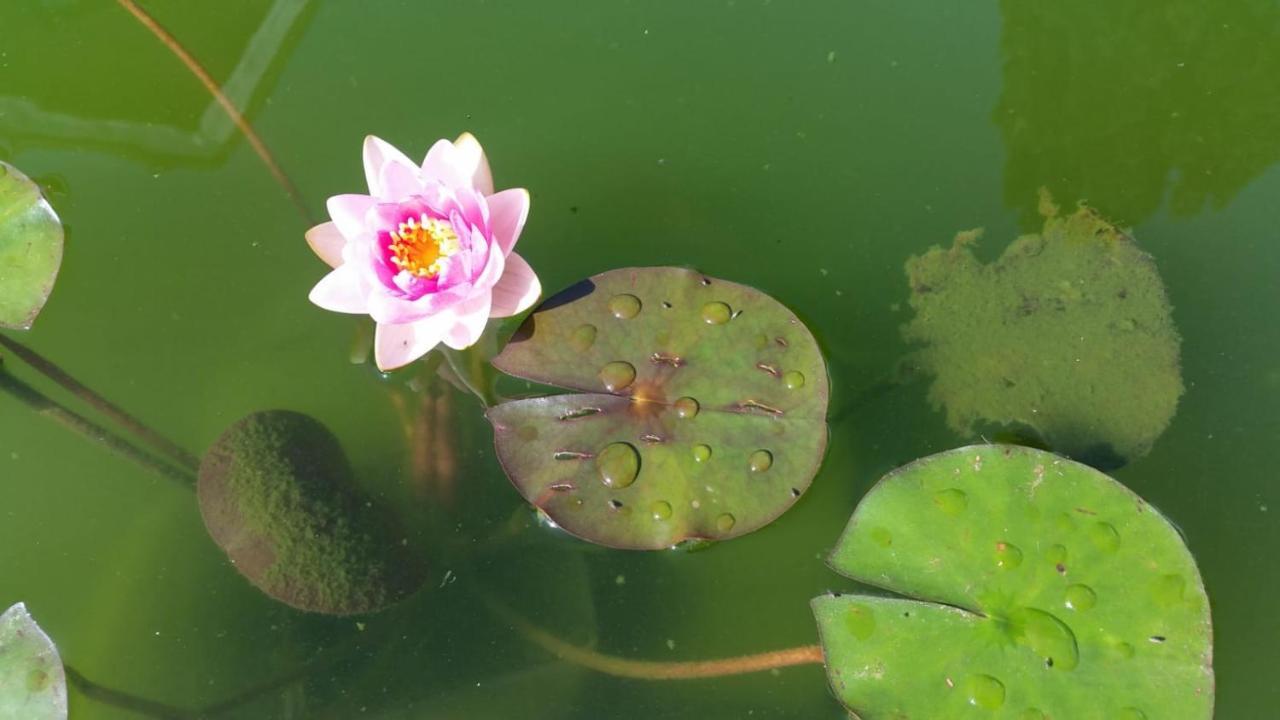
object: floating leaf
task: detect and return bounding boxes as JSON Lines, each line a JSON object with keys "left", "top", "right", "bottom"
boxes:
{"left": 198, "top": 410, "right": 426, "bottom": 615}
{"left": 488, "top": 267, "right": 828, "bottom": 550}
{"left": 903, "top": 197, "right": 1182, "bottom": 467}
{"left": 812, "top": 444, "right": 1212, "bottom": 719}
{"left": 0, "top": 162, "right": 63, "bottom": 330}
{"left": 0, "top": 603, "right": 67, "bottom": 720}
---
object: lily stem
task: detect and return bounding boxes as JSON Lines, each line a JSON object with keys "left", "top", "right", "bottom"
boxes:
{"left": 0, "top": 334, "right": 199, "bottom": 472}
{"left": 64, "top": 666, "right": 191, "bottom": 720}
{"left": 0, "top": 366, "right": 195, "bottom": 488}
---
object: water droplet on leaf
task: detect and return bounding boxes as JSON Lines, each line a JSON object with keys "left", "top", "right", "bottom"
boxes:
{"left": 701, "top": 301, "right": 732, "bottom": 325}
{"left": 749, "top": 449, "right": 774, "bottom": 472}
{"left": 692, "top": 444, "right": 712, "bottom": 462}
{"left": 570, "top": 323, "right": 598, "bottom": 352}
{"left": 783, "top": 370, "right": 806, "bottom": 389}
{"left": 609, "top": 293, "right": 642, "bottom": 319}
{"left": 962, "top": 674, "right": 1006, "bottom": 709}
{"left": 596, "top": 442, "right": 640, "bottom": 488}
{"left": 674, "top": 396, "right": 700, "bottom": 418}
{"left": 599, "top": 361, "right": 636, "bottom": 391}
{"left": 933, "top": 488, "right": 968, "bottom": 515}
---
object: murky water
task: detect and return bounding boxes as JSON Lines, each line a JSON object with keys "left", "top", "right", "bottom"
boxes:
{"left": 1, "top": 1, "right": 1277, "bottom": 717}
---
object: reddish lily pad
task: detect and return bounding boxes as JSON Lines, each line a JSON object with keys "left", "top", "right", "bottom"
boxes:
{"left": 488, "top": 267, "right": 829, "bottom": 550}
{"left": 812, "top": 444, "right": 1213, "bottom": 719}
{"left": 0, "top": 603, "right": 66, "bottom": 720}
{"left": 0, "top": 162, "right": 63, "bottom": 330}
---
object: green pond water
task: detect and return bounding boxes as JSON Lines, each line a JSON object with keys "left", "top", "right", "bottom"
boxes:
{"left": 1, "top": 1, "right": 1277, "bottom": 717}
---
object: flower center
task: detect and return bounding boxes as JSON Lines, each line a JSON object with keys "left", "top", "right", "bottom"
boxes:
{"left": 388, "top": 214, "right": 460, "bottom": 278}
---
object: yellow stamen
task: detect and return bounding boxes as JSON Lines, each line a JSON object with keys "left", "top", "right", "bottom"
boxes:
{"left": 388, "top": 214, "right": 460, "bottom": 278}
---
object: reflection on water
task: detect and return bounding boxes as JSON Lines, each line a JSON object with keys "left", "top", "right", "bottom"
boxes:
{"left": 902, "top": 192, "right": 1182, "bottom": 468}
{"left": 996, "top": 0, "right": 1280, "bottom": 226}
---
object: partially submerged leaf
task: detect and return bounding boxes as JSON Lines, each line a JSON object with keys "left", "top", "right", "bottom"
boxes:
{"left": 902, "top": 199, "right": 1182, "bottom": 467}
{"left": 813, "top": 444, "right": 1212, "bottom": 719}
{"left": 0, "top": 603, "right": 67, "bottom": 720}
{"left": 489, "top": 267, "right": 829, "bottom": 549}
{"left": 0, "top": 162, "right": 63, "bottom": 330}
{"left": 198, "top": 410, "right": 426, "bottom": 615}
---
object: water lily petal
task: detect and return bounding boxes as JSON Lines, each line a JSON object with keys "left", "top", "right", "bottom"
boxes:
{"left": 327, "top": 194, "right": 376, "bottom": 238}
{"left": 368, "top": 283, "right": 469, "bottom": 325}
{"left": 472, "top": 237, "right": 507, "bottom": 291}
{"left": 421, "top": 139, "right": 469, "bottom": 190}
{"left": 489, "top": 252, "right": 541, "bottom": 318}
{"left": 454, "top": 133, "right": 494, "bottom": 195}
{"left": 486, "top": 188, "right": 529, "bottom": 256}
{"left": 363, "top": 135, "right": 415, "bottom": 196}
{"left": 378, "top": 157, "right": 424, "bottom": 201}
{"left": 305, "top": 222, "right": 347, "bottom": 268}
{"left": 443, "top": 294, "right": 493, "bottom": 350}
{"left": 374, "top": 312, "right": 454, "bottom": 371}
{"left": 309, "top": 265, "right": 367, "bottom": 313}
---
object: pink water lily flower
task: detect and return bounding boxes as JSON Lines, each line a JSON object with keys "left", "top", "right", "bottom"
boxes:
{"left": 306, "top": 133, "right": 540, "bottom": 371}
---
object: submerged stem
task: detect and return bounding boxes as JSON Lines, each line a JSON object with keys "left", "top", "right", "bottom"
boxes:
{"left": 0, "top": 367, "right": 195, "bottom": 488}
{"left": 486, "top": 595, "right": 825, "bottom": 681}
{"left": 65, "top": 665, "right": 191, "bottom": 719}
{"left": 0, "top": 335, "right": 199, "bottom": 472}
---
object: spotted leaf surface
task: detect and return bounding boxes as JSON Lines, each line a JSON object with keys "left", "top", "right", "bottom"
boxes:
{"left": 0, "top": 162, "right": 63, "bottom": 330}
{"left": 0, "top": 603, "right": 67, "bottom": 720}
{"left": 489, "top": 267, "right": 829, "bottom": 550}
{"left": 813, "top": 445, "right": 1213, "bottom": 719}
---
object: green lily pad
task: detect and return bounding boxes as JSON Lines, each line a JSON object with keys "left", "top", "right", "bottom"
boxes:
{"left": 0, "top": 162, "right": 63, "bottom": 330}
{"left": 902, "top": 195, "right": 1182, "bottom": 467}
{"left": 812, "top": 444, "right": 1213, "bottom": 719}
{"left": 488, "top": 267, "right": 829, "bottom": 550}
{"left": 0, "top": 603, "right": 67, "bottom": 720}
{"left": 198, "top": 410, "right": 427, "bottom": 615}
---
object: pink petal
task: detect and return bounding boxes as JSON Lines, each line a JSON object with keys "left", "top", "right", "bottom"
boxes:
{"left": 363, "top": 136, "right": 415, "bottom": 197}
{"left": 489, "top": 252, "right": 541, "bottom": 318}
{"left": 305, "top": 222, "right": 346, "bottom": 268}
{"left": 486, "top": 188, "right": 529, "bottom": 256}
{"left": 378, "top": 157, "right": 424, "bottom": 201}
{"left": 308, "top": 265, "right": 367, "bottom": 313}
{"left": 327, "top": 194, "right": 376, "bottom": 238}
{"left": 420, "top": 139, "right": 469, "bottom": 190}
{"left": 454, "top": 133, "right": 494, "bottom": 195}
{"left": 471, "top": 238, "right": 507, "bottom": 291}
{"left": 443, "top": 294, "right": 493, "bottom": 350}
{"left": 374, "top": 312, "right": 454, "bottom": 371}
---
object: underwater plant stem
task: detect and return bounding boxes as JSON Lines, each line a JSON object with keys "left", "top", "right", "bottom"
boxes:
{"left": 0, "top": 334, "right": 199, "bottom": 472}
{"left": 0, "top": 368, "right": 195, "bottom": 488}
{"left": 486, "top": 595, "right": 825, "bottom": 680}
{"left": 65, "top": 665, "right": 191, "bottom": 719}
{"left": 113, "top": 0, "right": 312, "bottom": 223}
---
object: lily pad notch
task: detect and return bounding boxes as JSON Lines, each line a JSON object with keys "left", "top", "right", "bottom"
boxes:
{"left": 487, "top": 267, "right": 830, "bottom": 550}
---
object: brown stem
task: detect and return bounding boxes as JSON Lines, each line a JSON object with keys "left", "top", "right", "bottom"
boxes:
{"left": 486, "top": 595, "right": 824, "bottom": 681}
{"left": 113, "top": 0, "right": 312, "bottom": 224}
{"left": 0, "top": 368, "right": 195, "bottom": 488}
{"left": 65, "top": 665, "right": 191, "bottom": 719}
{"left": 0, "top": 334, "right": 199, "bottom": 472}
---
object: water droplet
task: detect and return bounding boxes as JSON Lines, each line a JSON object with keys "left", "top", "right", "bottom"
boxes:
{"left": 1065, "top": 584, "right": 1097, "bottom": 611}
{"left": 570, "top": 323, "right": 597, "bottom": 352}
{"left": 1019, "top": 710, "right": 1047, "bottom": 720}
{"left": 701, "top": 301, "right": 732, "bottom": 325}
{"left": 1089, "top": 521, "right": 1121, "bottom": 552}
{"left": 651, "top": 501, "right": 672, "bottom": 520}
{"left": 749, "top": 449, "right": 774, "bottom": 472}
{"left": 692, "top": 444, "right": 712, "bottom": 462}
{"left": 518, "top": 425, "right": 538, "bottom": 441}
{"left": 962, "top": 674, "right": 1006, "bottom": 710}
{"left": 1117, "top": 709, "right": 1147, "bottom": 720}
{"left": 1105, "top": 638, "right": 1136, "bottom": 660}
{"left": 1054, "top": 512, "right": 1075, "bottom": 533}
{"left": 933, "top": 488, "right": 968, "bottom": 516}
{"left": 599, "top": 361, "right": 636, "bottom": 392}
{"left": 994, "top": 541, "right": 1023, "bottom": 570}
{"left": 1008, "top": 607, "right": 1079, "bottom": 671}
{"left": 1046, "top": 544, "right": 1068, "bottom": 566}
{"left": 596, "top": 442, "right": 640, "bottom": 488}
{"left": 674, "top": 396, "right": 700, "bottom": 418}
{"left": 609, "top": 293, "right": 642, "bottom": 319}
{"left": 783, "top": 370, "right": 806, "bottom": 389}
{"left": 844, "top": 603, "right": 876, "bottom": 640}
{"left": 1152, "top": 574, "right": 1185, "bottom": 605}
{"left": 870, "top": 527, "right": 893, "bottom": 547}
{"left": 716, "top": 513, "right": 736, "bottom": 532}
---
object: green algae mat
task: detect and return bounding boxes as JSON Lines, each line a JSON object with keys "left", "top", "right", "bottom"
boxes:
{"left": 902, "top": 195, "right": 1182, "bottom": 467}
{"left": 0, "top": 162, "right": 63, "bottom": 330}
{"left": 488, "top": 267, "right": 829, "bottom": 549}
{"left": 0, "top": 603, "right": 65, "bottom": 720}
{"left": 812, "top": 444, "right": 1213, "bottom": 719}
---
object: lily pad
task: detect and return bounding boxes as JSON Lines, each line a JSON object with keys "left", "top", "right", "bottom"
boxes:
{"left": 488, "top": 267, "right": 829, "bottom": 550}
{"left": 0, "top": 162, "right": 63, "bottom": 330}
{"left": 902, "top": 195, "right": 1182, "bottom": 467}
{"left": 0, "top": 603, "right": 67, "bottom": 720}
{"left": 198, "top": 410, "right": 427, "bottom": 615}
{"left": 812, "top": 444, "right": 1213, "bottom": 719}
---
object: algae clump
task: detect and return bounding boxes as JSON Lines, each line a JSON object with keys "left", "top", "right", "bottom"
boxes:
{"left": 902, "top": 194, "right": 1182, "bottom": 466}
{"left": 198, "top": 410, "right": 424, "bottom": 615}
